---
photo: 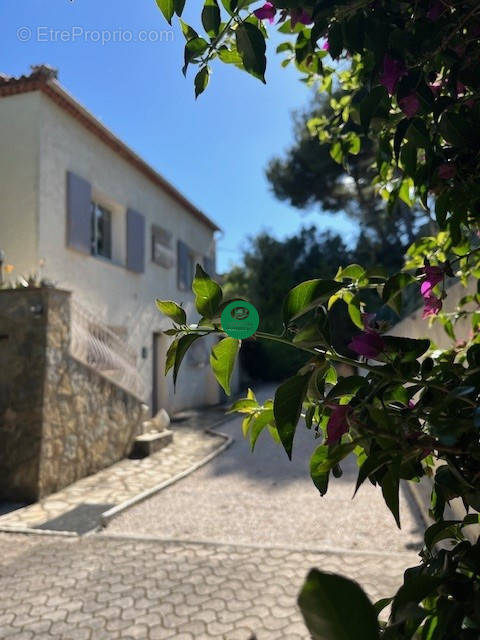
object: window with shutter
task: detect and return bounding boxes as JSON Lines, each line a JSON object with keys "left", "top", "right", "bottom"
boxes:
{"left": 152, "top": 225, "right": 174, "bottom": 268}
{"left": 203, "top": 255, "right": 216, "bottom": 278}
{"left": 177, "top": 240, "right": 194, "bottom": 291}
{"left": 66, "top": 171, "right": 92, "bottom": 254}
{"left": 126, "top": 209, "right": 146, "bottom": 273}
{"left": 91, "top": 203, "right": 112, "bottom": 259}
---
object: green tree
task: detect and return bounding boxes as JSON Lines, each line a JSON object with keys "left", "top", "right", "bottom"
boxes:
{"left": 266, "top": 93, "right": 424, "bottom": 250}
{"left": 224, "top": 227, "right": 357, "bottom": 379}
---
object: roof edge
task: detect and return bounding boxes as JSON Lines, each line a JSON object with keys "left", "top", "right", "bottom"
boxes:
{"left": 0, "top": 67, "right": 220, "bottom": 232}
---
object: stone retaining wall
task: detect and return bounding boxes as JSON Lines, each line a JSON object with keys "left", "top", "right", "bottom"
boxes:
{"left": 0, "top": 288, "right": 145, "bottom": 502}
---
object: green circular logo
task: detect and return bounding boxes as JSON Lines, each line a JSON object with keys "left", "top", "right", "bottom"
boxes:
{"left": 221, "top": 301, "right": 259, "bottom": 340}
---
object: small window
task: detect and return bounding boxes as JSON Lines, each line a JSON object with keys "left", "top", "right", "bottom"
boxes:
{"left": 152, "top": 225, "right": 174, "bottom": 268}
{"left": 178, "top": 240, "right": 195, "bottom": 291}
{"left": 91, "top": 202, "right": 112, "bottom": 259}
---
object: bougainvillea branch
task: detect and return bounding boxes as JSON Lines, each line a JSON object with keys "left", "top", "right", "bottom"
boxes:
{"left": 154, "top": 1, "right": 480, "bottom": 637}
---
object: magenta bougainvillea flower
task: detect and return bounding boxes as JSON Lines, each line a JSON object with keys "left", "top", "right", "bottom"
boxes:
{"left": 399, "top": 92, "right": 420, "bottom": 118}
{"left": 254, "top": 2, "right": 276, "bottom": 22}
{"left": 422, "top": 295, "right": 442, "bottom": 318}
{"left": 429, "top": 80, "right": 443, "bottom": 96}
{"left": 349, "top": 329, "right": 385, "bottom": 359}
{"left": 289, "top": 8, "right": 313, "bottom": 27}
{"left": 379, "top": 55, "right": 407, "bottom": 95}
{"left": 438, "top": 163, "right": 456, "bottom": 180}
{"left": 420, "top": 265, "right": 444, "bottom": 298}
{"left": 322, "top": 39, "right": 330, "bottom": 51}
{"left": 326, "top": 404, "right": 352, "bottom": 444}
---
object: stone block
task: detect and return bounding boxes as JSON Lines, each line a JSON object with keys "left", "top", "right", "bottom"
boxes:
{"left": 130, "top": 430, "right": 174, "bottom": 459}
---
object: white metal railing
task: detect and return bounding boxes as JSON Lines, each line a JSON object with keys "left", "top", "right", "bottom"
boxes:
{"left": 70, "top": 299, "right": 147, "bottom": 399}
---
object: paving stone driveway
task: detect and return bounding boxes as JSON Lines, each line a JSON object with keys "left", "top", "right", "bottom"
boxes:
{"left": 0, "top": 387, "right": 425, "bottom": 638}
{"left": 0, "top": 533, "right": 418, "bottom": 639}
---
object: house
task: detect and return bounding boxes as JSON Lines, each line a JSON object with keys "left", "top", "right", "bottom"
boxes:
{"left": 0, "top": 64, "right": 222, "bottom": 414}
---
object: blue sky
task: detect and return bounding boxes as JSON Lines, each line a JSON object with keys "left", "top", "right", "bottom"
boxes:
{"left": 0, "top": 0, "right": 355, "bottom": 271}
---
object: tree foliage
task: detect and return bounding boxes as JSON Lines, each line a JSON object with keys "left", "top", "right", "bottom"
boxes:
{"left": 266, "top": 93, "right": 425, "bottom": 251}
{"left": 155, "top": 1, "right": 480, "bottom": 637}
{"left": 223, "top": 226, "right": 407, "bottom": 380}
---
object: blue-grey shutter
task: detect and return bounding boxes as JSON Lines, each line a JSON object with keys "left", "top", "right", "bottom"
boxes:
{"left": 177, "top": 240, "right": 190, "bottom": 290}
{"left": 126, "top": 209, "right": 146, "bottom": 273}
{"left": 203, "top": 255, "right": 216, "bottom": 278}
{"left": 66, "top": 171, "right": 92, "bottom": 254}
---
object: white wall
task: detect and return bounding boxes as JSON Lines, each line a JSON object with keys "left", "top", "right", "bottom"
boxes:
{"left": 0, "top": 93, "right": 41, "bottom": 277}
{"left": 1, "top": 90, "right": 220, "bottom": 413}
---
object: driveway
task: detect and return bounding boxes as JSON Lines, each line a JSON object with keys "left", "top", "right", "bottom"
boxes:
{"left": 105, "top": 398, "right": 423, "bottom": 553}
{"left": 0, "top": 388, "right": 424, "bottom": 639}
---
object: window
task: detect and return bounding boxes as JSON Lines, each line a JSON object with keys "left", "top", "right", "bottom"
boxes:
{"left": 91, "top": 202, "right": 112, "bottom": 259}
{"left": 152, "top": 225, "right": 174, "bottom": 268}
{"left": 178, "top": 240, "right": 195, "bottom": 291}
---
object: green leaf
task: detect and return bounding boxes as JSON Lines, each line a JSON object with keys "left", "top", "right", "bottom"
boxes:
{"left": 202, "top": 0, "right": 221, "bottom": 37}
{"left": 227, "top": 398, "right": 258, "bottom": 414}
{"left": 218, "top": 46, "right": 244, "bottom": 66}
{"left": 380, "top": 460, "right": 401, "bottom": 528}
{"left": 173, "top": 334, "right": 202, "bottom": 388}
{"left": 325, "top": 365, "right": 338, "bottom": 385}
{"left": 180, "top": 20, "right": 199, "bottom": 41}
{"left": 327, "top": 376, "right": 367, "bottom": 400}
{"left": 194, "top": 66, "right": 210, "bottom": 98}
{"left": 310, "top": 443, "right": 355, "bottom": 496}
{"left": 274, "top": 373, "right": 311, "bottom": 459}
{"left": 337, "top": 264, "right": 365, "bottom": 281}
{"left": 406, "top": 118, "right": 430, "bottom": 148}
{"left": 359, "top": 86, "right": 388, "bottom": 132}
{"left": 374, "top": 597, "right": 393, "bottom": 615}
{"left": 347, "top": 296, "right": 363, "bottom": 329}
{"left": 298, "top": 569, "right": 380, "bottom": 640}
{"left": 156, "top": 299, "right": 187, "bottom": 325}
{"left": 185, "top": 37, "right": 209, "bottom": 64}
{"left": 268, "top": 424, "right": 281, "bottom": 444}
{"left": 283, "top": 280, "right": 343, "bottom": 325}
{"left": 292, "top": 320, "right": 329, "bottom": 347}
{"left": 165, "top": 338, "right": 178, "bottom": 375}
{"left": 382, "top": 272, "right": 416, "bottom": 314}
{"left": 435, "top": 192, "right": 450, "bottom": 229}
{"left": 174, "top": 0, "right": 186, "bottom": 15}
{"left": 424, "top": 520, "right": 461, "bottom": 550}
{"left": 394, "top": 118, "right": 409, "bottom": 161}
{"left": 354, "top": 452, "right": 390, "bottom": 497}
{"left": 156, "top": 0, "right": 175, "bottom": 24}
{"left": 210, "top": 337, "right": 239, "bottom": 395}
{"left": 345, "top": 132, "right": 361, "bottom": 155}
{"left": 250, "top": 409, "right": 274, "bottom": 451}
{"left": 242, "top": 415, "right": 253, "bottom": 437}
{"left": 220, "top": 0, "right": 238, "bottom": 16}
{"left": 383, "top": 336, "right": 430, "bottom": 361}
{"left": 382, "top": 272, "right": 416, "bottom": 303}
{"left": 192, "top": 264, "right": 222, "bottom": 317}
{"left": 327, "top": 21, "right": 343, "bottom": 59}
{"left": 329, "top": 141, "right": 343, "bottom": 165}
{"left": 400, "top": 142, "right": 417, "bottom": 176}
{"left": 391, "top": 575, "right": 442, "bottom": 624}
{"left": 439, "top": 112, "right": 471, "bottom": 147}
{"left": 235, "top": 22, "right": 267, "bottom": 83}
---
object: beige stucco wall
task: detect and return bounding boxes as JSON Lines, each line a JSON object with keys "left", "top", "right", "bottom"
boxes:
{"left": 0, "top": 90, "right": 220, "bottom": 413}
{"left": 389, "top": 279, "right": 476, "bottom": 347}
{"left": 0, "top": 92, "right": 40, "bottom": 277}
